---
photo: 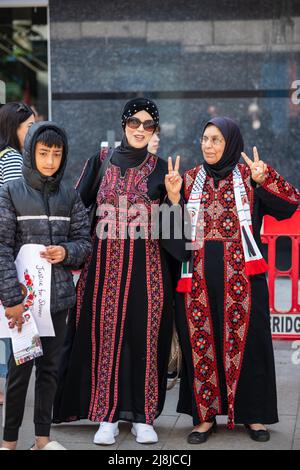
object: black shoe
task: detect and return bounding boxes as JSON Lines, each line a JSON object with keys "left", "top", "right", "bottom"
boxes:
{"left": 187, "top": 420, "right": 217, "bottom": 444}
{"left": 244, "top": 424, "right": 270, "bottom": 442}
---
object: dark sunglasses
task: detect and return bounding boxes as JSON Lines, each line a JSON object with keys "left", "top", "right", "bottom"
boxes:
{"left": 126, "top": 116, "right": 156, "bottom": 133}
{"left": 16, "top": 103, "right": 29, "bottom": 113}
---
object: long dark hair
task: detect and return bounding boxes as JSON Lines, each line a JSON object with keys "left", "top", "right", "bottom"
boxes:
{"left": 0, "top": 102, "right": 35, "bottom": 152}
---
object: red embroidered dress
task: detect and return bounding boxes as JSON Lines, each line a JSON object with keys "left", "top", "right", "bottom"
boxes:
{"left": 53, "top": 150, "right": 188, "bottom": 425}
{"left": 176, "top": 163, "right": 299, "bottom": 428}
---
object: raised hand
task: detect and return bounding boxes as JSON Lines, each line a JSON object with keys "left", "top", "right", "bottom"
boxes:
{"left": 241, "top": 146, "right": 268, "bottom": 185}
{"left": 165, "top": 156, "right": 183, "bottom": 205}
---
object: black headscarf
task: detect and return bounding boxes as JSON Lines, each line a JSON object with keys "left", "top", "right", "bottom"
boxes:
{"left": 112, "top": 98, "right": 160, "bottom": 173}
{"left": 121, "top": 97, "right": 159, "bottom": 129}
{"left": 22, "top": 121, "right": 68, "bottom": 192}
{"left": 202, "top": 117, "right": 244, "bottom": 186}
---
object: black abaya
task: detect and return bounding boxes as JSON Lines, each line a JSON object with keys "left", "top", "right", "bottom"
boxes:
{"left": 176, "top": 164, "right": 299, "bottom": 426}
{"left": 53, "top": 149, "right": 189, "bottom": 425}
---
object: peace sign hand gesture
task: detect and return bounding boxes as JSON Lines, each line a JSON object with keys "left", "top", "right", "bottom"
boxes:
{"left": 241, "top": 146, "right": 268, "bottom": 185}
{"left": 165, "top": 156, "right": 182, "bottom": 205}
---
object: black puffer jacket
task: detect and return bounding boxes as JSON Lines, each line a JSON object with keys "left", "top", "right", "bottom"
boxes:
{"left": 0, "top": 121, "right": 91, "bottom": 314}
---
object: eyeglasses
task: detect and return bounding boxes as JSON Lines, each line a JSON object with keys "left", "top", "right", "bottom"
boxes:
{"left": 200, "top": 136, "right": 224, "bottom": 146}
{"left": 126, "top": 117, "right": 156, "bottom": 133}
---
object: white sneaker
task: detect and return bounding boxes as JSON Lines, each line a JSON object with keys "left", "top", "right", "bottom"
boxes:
{"left": 131, "top": 423, "right": 158, "bottom": 444}
{"left": 31, "top": 441, "right": 67, "bottom": 450}
{"left": 93, "top": 421, "right": 119, "bottom": 445}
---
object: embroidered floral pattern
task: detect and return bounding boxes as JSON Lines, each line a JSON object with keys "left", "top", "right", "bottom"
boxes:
{"left": 23, "top": 270, "right": 36, "bottom": 310}
{"left": 262, "top": 165, "right": 300, "bottom": 204}
{"left": 75, "top": 148, "right": 110, "bottom": 327}
{"left": 184, "top": 164, "right": 252, "bottom": 428}
{"left": 78, "top": 152, "right": 164, "bottom": 423}
{"left": 224, "top": 241, "right": 251, "bottom": 429}
{"left": 145, "top": 239, "right": 164, "bottom": 423}
{"left": 98, "top": 155, "right": 159, "bottom": 208}
{"left": 185, "top": 244, "right": 222, "bottom": 423}
{"left": 184, "top": 164, "right": 253, "bottom": 242}
{"left": 91, "top": 237, "right": 125, "bottom": 421}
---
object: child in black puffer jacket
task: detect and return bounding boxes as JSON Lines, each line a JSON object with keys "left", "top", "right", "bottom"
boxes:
{"left": 0, "top": 121, "right": 91, "bottom": 450}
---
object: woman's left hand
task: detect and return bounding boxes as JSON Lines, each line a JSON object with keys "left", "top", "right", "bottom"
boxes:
{"left": 165, "top": 156, "right": 183, "bottom": 205}
{"left": 241, "top": 146, "right": 268, "bottom": 185}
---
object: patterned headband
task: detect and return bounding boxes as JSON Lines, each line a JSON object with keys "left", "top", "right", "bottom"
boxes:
{"left": 121, "top": 98, "right": 159, "bottom": 129}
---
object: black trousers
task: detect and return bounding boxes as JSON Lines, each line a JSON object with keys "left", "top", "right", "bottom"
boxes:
{"left": 3, "top": 310, "right": 67, "bottom": 442}
{"left": 176, "top": 241, "right": 278, "bottom": 426}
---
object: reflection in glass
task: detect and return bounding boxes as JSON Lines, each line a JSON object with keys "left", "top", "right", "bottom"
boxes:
{"left": 0, "top": 7, "right": 48, "bottom": 120}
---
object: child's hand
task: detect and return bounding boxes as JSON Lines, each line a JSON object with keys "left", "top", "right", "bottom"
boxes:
{"left": 40, "top": 245, "right": 66, "bottom": 264}
{"left": 5, "top": 303, "right": 25, "bottom": 333}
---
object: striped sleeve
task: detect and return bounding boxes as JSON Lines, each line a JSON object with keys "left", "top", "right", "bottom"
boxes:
{"left": 0, "top": 149, "right": 23, "bottom": 186}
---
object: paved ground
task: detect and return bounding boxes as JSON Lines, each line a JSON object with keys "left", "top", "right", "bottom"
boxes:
{"left": 1, "top": 279, "right": 300, "bottom": 450}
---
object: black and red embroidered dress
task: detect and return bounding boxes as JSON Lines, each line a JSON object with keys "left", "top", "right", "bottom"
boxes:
{"left": 53, "top": 149, "right": 188, "bottom": 425}
{"left": 176, "top": 163, "right": 300, "bottom": 428}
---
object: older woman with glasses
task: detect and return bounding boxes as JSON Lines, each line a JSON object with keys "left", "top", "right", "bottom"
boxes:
{"left": 0, "top": 101, "right": 35, "bottom": 406}
{"left": 53, "top": 98, "right": 189, "bottom": 446}
{"left": 175, "top": 116, "right": 300, "bottom": 444}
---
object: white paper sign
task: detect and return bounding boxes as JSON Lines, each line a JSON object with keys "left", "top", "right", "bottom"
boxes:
{"left": 9, "top": 311, "right": 43, "bottom": 365}
{"left": 0, "top": 244, "right": 54, "bottom": 338}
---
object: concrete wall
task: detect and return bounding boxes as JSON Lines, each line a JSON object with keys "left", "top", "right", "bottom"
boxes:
{"left": 49, "top": 0, "right": 300, "bottom": 188}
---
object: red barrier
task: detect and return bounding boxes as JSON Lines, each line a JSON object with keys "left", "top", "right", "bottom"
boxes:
{"left": 261, "top": 207, "right": 300, "bottom": 340}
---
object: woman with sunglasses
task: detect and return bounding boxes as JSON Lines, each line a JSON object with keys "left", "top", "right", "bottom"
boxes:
{"left": 53, "top": 98, "right": 189, "bottom": 445}
{"left": 175, "top": 117, "right": 299, "bottom": 444}
{"left": 0, "top": 102, "right": 35, "bottom": 406}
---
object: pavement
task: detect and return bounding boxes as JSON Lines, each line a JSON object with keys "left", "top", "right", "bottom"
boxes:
{"left": 1, "top": 280, "right": 300, "bottom": 450}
